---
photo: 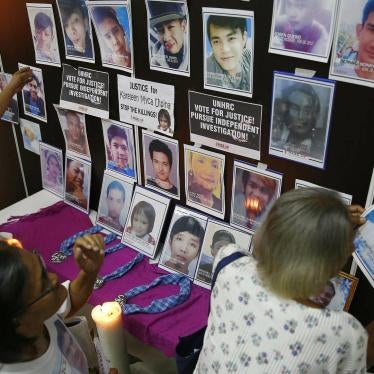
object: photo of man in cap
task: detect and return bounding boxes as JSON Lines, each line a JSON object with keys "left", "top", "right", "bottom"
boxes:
{"left": 147, "top": 0, "right": 189, "bottom": 75}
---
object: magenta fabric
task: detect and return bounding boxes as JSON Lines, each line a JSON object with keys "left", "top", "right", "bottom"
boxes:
{"left": 0, "top": 201, "right": 210, "bottom": 357}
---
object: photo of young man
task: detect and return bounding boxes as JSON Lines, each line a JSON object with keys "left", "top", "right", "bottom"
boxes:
{"left": 56, "top": 0, "right": 94, "bottom": 61}
{"left": 330, "top": 0, "right": 374, "bottom": 87}
{"left": 203, "top": 8, "right": 254, "bottom": 97}
{"left": 27, "top": 4, "right": 61, "bottom": 66}
{"left": 146, "top": 0, "right": 190, "bottom": 75}
{"left": 89, "top": 2, "right": 132, "bottom": 72}
{"left": 143, "top": 131, "right": 179, "bottom": 199}
{"left": 269, "top": 0, "right": 337, "bottom": 62}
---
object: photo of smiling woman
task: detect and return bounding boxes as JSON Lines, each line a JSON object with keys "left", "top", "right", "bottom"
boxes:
{"left": 89, "top": 1, "right": 133, "bottom": 73}
{"left": 159, "top": 206, "right": 208, "bottom": 278}
{"left": 203, "top": 7, "right": 254, "bottom": 98}
{"left": 185, "top": 145, "right": 225, "bottom": 219}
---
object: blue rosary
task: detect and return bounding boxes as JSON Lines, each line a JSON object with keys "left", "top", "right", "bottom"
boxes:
{"left": 51, "top": 225, "right": 124, "bottom": 263}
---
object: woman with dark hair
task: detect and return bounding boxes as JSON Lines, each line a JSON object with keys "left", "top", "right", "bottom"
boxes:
{"left": 65, "top": 159, "right": 87, "bottom": 209}
{"left": 157, "top": 109, "right": 171, "bottom": 133}
{"left": 0, "top": 235, "right": 104, "bottom": 372}
{"left": 163, "top": 215, "right": 205, "bottom": 276}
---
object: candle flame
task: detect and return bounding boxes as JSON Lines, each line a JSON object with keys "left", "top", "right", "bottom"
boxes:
{"left": 3, "top": 238, "right": 23, "bottom": 249}
{"left": 245, "top": 197, "right": 262, "bottom": 214}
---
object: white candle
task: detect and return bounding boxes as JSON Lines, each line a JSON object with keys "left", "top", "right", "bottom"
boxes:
{"left": 91, "top": 302, "right": 130, "bottom": 374}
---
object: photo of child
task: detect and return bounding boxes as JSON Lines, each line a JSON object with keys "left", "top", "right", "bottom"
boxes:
{"left": 159, "top": 207, "right": 208, "bottom": 278}
{"left": 122, "top": 186, "right": 170, "bottom": 258}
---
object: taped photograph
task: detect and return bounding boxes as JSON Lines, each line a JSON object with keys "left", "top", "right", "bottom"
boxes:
{"left": 26, "top": 3, "right": 61, "bottom": 67}
{"left": 203, "top": 7, "right": 254, "bottom": 98}
{"left": 122, "top": 186, "right": 170, "bottom": 258}
{"left": 146, "top": 0, "right": 190, "bottom": 76}
{"left": 295, "top": 179, "right": 352, "bottom": 205}
{"left": 184, "top": 145, "right": 225, "bottom": 219}
{"left": 159, "top": 206, "right": 208, "bottom": 278}
{"left": 309, "top": 271, "right": 359, "bottom": 311}
{"left": 19, "top": 64, "right": 47, "bottom": 123}
{"left": 102, "top": 119, "right": 136, "bottom": 180}
{"left": 269, "top": 0, "right": 338, "bottom": 62}
{"left": 0, "top": 73, "right": 19, "bottom": 124}
{"left": 97, "top": 171, "right": 134, "bottom": 235}
{"left": 20, "top": 118, "right": 42, "bottom": 155}
{"left": 231, "top": 161, "right": 282, "bottom": 234}
{"left": 269, "top": 72, "right": 335, "bottom": 169}
{"left": 194, "top": 220, "right": 252, "bottom": 288}
{"left": 64, "top": 154, "right": 91, "bottom": 213}
{"left": 40, "top": 142, "right": 64, "bottom": 197}
{"left": 56, "top": 0, "right": 95, "bottom": 62}
{"left": 330, "top": 0, "right": 374, "bottom": 88}
{"left": 142, "top": 130, "right": 180, "bottom": 199}
{"left": 55, "top": 104, "right": 90, "bottom": 160}
{"left": 88, "top": 1, "right": 133, "bottom": 73}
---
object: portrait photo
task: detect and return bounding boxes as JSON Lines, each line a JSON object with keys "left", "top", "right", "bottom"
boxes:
{"left": 146, "top": 0, "right": 190, "bottom": 76}
{"left": 159, "top": 206, "right": 208, "bottom": 278}
{"left": 26, "top": 3, "right": 61, "bottom": 67}
{"left": 184, "top": 145, "right": 225, "bottom": 219}
{"left": 203, "top": 7, "right": 254, "bottom": 98}
{"left": 142, "top": 130, "right": 180, "bottom": 199}
{"left": 40, "top": 142, "right": 64, "bottom": 197}
{"left": 231, "top": 161, "right": 282, "bottom": 234}
{"left": 64, "top": 154, "right": 91, "bottom": 213}
{"left": 269, "top": 72, "right": 335, "bottom": 169}
{"left": 97, "top": 171, "right": 134, "bottom": 235}
{"left": 122, "top": 186, "right": 170, "bottom": 258}
{"left": 195, "top": 220, "right": 252, "bottom": 288}
{"left": 353, "top": 206, "right": 374, "bottom": 287}
{"left": 88, "top": 1, "right": 133, "bottom": 73}
{"left": 102, "top": 119, "right": 136, "bottom": 180}
{"left": 330, "top": 0, "right": 374, "bottom": 88}
{"left": 20, "top": 118, "right": 42, "bottom": 155}
{"left": 0, "top": 73, "right": 19, "bottom": 124}
{"left": 55, "top": 105, "right": 90, "bottom": 160}
{"left": 309, "top": 271, "right": 359, "bottom": 311}
{"left": 269, "top": 0, "right": 338, "bottom": 62}
{"left": 19, "top": 64, "right": 47, "bottom": 123}
{"left": 56, "top": 0, "right": 95, "bottom": 62}
{"left": 295, "top": 179, "right": 352, "bottom": 205}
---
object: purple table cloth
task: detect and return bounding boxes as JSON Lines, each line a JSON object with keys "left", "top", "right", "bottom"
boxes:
{"left": 0, "top": 201, "right": 210, "bottom": 357}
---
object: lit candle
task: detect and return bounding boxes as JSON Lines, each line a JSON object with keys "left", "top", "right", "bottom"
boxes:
{"left": 91, "top": 302, "right": 130, "bottom": 374}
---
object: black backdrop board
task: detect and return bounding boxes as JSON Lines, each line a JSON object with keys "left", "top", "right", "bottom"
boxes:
{"left": 0, "top": 0, "right": 373, "bottom": 331}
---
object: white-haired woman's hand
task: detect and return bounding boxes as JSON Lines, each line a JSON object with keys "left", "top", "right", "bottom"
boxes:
{"left": 347, "top": 205, "right": 366, "bottom": 227}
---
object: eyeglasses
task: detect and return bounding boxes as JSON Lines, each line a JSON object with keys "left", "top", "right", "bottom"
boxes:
{"left": 15, "top": 251, "right": 58, "bottom": 316}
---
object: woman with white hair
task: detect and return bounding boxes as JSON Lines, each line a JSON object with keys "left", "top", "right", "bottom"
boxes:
{"left": 195, "top": 188, "right": 373, "bottom": 373}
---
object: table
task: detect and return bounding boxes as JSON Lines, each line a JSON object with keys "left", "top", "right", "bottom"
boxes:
{"left": 0, "top": 190, "right": 210, "bottom": 358}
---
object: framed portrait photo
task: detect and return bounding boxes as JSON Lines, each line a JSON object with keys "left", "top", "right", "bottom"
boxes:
{"left": 19, "top": 118, "right": 42, "bottom": 155}
{"left": 269, "top": 0, "right": 339, "bottom": 63}
{"left": 309, "top": 271, "right": 359, "bottom": 312}
{"left": 64, "top": 153, "right": 91, "bottom": 213}
{"left": 0, "top": 73, "right": 19, "bottom": 124}
{"left": 19, "top": 64, "right": 47, "bottom": 123}
{"left": 26, "top": 3, "right": 61, "bottom": 67}
{"left": 122, "top": 185, "right": 170, "bottom": 259}
{"left": 329, "top": 0, "right": 374, "bottom": 88}
{"left": 203, "top": 7, "right": 254, "bottom": 98}
{"left": 40, "top": 142, "right": 64, "bottom": 197}
{"left": 145, "top": 0, "right": 190, "bottom": 76}
{"left": 295, "top": 179, "right": 352, "bottom": 205}
{"left": 56, "top": 0, "right": 95, "bottom": 63}
{"left": 159, "top": 206, "right": 208, "bottom": 279}
{"left": 353, "top": 205, "right": 374, "bottom": 287}
{"left": 231, "top": 161, "right": 282, "bottom": 234}
{"left": 269, "top": 71, "right": 335, "bottom": 169}
{"left": 96, "top": 170, "right": 134, "bottom": 236}
{"left": 194, "top": 220, "right": 252, "bottom": 289}
{"left": 88, "top": 1, "right": 133, "bottom": 73}
{"left": 184, "top": 145, "right": 225, "bottom": 219}
{"left": 55, "top": 105, "right": 91, "bottom": 161}
{"left": 142, "top": 130, "right": 180, "bottom": 199}
{"left": 102, "top": 119, "right": 136, "bottom": 180}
